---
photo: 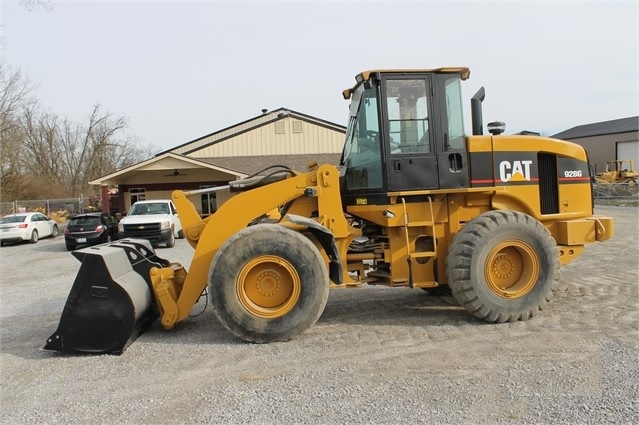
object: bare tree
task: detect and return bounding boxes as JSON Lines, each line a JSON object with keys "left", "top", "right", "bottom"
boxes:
{"left": 20, "top": 104, "right": 153, "bottom": 198}
{"left": 18, "top": 0, "right": 52, "bottom": 11}
{"left": 0, "top": 61, "right": 38, "bottom": 200}
{"left": 19, "top": 105, "right": 68, "bottom": 195}
{"left": 1, "top": 63, "right": 155, "bottom": 201}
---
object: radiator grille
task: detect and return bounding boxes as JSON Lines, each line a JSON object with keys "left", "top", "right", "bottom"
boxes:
{"left": 538, "top": 153, "right": 558, "bottom": 214}
{"left": 122, "top": 223, "right": 162, "bottom": 240}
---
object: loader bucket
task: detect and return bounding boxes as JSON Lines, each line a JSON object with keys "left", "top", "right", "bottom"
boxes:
{"left": 43, "top": 239, "right": 169, "bottom": 355}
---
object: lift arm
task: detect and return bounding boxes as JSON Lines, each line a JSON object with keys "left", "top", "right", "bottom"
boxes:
{"left": 153, "top": 164, "right": 348, "bottom": 329}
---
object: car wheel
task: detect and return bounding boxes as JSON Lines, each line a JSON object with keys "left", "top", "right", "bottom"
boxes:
{"left": 177, "top": 229, "right": 185, "bottom": 239}
{"left": 30, "top": 230, "right": 39, "bottom": 244}
{"left": 51, "top": 225, "right": 59, "bottom": 237}
{"left": 165, "top": 227, "right": 175, "bottom": 248}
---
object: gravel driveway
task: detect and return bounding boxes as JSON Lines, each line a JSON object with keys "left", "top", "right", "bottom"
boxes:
{"left": 1, "top": 206, "right": 637, "bottom": 424}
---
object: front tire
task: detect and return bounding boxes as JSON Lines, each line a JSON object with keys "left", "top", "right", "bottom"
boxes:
{"left": 30, "top": 230, "right": 39, "bottom": 244}
{"left": 210, "top": 224, "right": 329, "bottom": 343}
{"left": 165, "top": 227, "right": 175, "bottom": 248}
{"left": 446, "top": 210, "right": 559, "bottom": 323}
{"left": 51, "top": 225, "right": 59, "bottom": 237}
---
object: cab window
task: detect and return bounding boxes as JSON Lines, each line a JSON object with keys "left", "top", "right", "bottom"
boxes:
{"left": 385, "top": 79, "right": 430, "bottom": 155}
{"left": 444, "top": 77, "right": 465, "bottom": 149}
{"left": 342, "top": 85, "right": 384, "bottom": 190}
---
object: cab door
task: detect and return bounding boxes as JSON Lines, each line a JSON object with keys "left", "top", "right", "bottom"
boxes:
{"left": 432, "top": 73, "right": 469, "bottom": 189}
{"left": 382, "top": 75, "right": 439, "bottom": 191}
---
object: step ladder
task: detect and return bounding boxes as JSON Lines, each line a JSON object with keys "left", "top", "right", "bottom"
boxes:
{"left": 400, "top": 197, "right": 437, "bottom": 287}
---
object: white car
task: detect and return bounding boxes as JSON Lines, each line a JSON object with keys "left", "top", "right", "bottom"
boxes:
{"left": 0, "top": 212, "right": 60, "bottom": 246}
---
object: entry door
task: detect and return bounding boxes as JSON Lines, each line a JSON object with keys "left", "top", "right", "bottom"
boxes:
{"left": 383, "top": 76, "right": 439, "bottom": 191}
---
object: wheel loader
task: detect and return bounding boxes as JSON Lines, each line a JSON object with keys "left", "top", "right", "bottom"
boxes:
{"left": 595, "top": 159, "right": 638, "bottom": 186}
{"left": 44, "top": 67, "right": 614, "bottom": 354}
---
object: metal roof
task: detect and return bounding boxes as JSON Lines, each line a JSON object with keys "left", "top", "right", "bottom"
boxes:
{"left": 551, "top": 116, "right": 638, "bottom": 140}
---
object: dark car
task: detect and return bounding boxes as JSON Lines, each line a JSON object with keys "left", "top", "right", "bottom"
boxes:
{"left": 64, "top": 213, "right": 119, "bottom": 251}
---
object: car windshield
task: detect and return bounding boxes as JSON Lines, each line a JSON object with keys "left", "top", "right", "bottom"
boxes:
{"left": 69, "top": 216, "right": 100, "bottom": 226}
{"left": 129, "top": 203, "right": 169, "bottom": 215}
{"left": 0, "top": 215, "right": 27, "bottom": 224}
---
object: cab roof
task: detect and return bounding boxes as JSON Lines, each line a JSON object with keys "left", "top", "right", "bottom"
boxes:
{"left": 342, "top": 67, "right": 470, "bottom": 100}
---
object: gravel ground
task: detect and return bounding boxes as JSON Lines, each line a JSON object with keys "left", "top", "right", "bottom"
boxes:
{"left": 0, "top": 206, "right": 637, "bottom": 424}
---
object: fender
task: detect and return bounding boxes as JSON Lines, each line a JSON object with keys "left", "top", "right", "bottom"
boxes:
{"left": 286, "top": 214, "right": 343, "bottom": 285}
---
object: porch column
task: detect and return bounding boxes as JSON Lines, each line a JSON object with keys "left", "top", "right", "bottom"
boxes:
{"left": 101, "top": 185, "right": 109, "bottom": 213}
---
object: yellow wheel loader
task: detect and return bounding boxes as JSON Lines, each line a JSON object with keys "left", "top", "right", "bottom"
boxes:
{"left": 44, "top": 68, "right": 614, "bottom": 354}
{"left": 595, "top": 159, "right": 638, "bottom": 186}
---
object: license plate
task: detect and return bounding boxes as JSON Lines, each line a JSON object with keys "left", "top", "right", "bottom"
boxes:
{"left": 77, "top": 238, "right": 86, "bottom": 243}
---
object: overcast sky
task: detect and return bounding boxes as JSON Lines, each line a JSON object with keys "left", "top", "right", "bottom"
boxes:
{"left": 2, "top": 1, "right": 638, "bottom": 152}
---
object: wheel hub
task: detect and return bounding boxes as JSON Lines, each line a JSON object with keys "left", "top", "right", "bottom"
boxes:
{"left": 237, "top": 255, "right": 301, "bottom": 318}
{"left": 256, "top": 271, "right": 282, "bottom": 297}
{"left": 492, "top": 254, "right": 515, "bottom": 279}
{"left": 485, "top": 241, "right": 539, "bottom": 298}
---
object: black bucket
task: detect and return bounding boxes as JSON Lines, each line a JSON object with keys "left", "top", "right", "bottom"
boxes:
{"left": 43, "top": 239, "right": 169, "bottom": 355}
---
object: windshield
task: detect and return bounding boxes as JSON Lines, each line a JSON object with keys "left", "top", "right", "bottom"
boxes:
{"left": 0, "top": 215, "right": 27, "bottom": 224}
{"left": 340, "top": 83, "right": 383, "bottom": 190}
{"left": 129, "top": 202, "right": 170, "bottom": 215}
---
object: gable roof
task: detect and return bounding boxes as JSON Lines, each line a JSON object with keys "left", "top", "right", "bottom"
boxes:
{"left": 158, "top": 107, "right": 346, "bottom": 156}
{"left": 89, "top": 152, "right": 247, "bottom": 186}
{"left": 552, "top": 116, "right": 639, "bottom": 140}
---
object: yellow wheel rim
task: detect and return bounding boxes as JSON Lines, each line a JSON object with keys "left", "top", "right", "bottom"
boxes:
{"left": 237, "top": 255, "right": 301, "bottom": 318}
{"left": 485, "top": 240, "right": 539, "bottom": 299}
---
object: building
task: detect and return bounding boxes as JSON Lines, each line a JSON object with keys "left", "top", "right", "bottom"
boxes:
{"left": 89, "top": 108, "right": 346, "bottom": 214}
{"left": 551, "top": 116, "right": 638, "bottom": 175}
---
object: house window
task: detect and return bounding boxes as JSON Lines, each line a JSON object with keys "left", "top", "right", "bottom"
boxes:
{"left": 130, "top": 188, "right": 146, "bottom": 205}
{"left": 292, "top": 120, "right": 303, "bottom": 133}
{"left": 275, "top": 121, "right": 286, "bottom": 134}
{"left": 200, "top": 185, "right": 217, "bottom": 216}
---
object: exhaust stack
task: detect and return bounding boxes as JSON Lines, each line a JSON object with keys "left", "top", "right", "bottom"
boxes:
{"left": 471, "top": 86, "right": 485, "bottom": 136}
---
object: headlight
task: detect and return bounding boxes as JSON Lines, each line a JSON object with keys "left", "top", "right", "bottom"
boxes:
{"left": 161, "top": 220, "right": 171, "bottom": 230}
{"left": 118, "top": 222, "right": 123, "bottom": 232}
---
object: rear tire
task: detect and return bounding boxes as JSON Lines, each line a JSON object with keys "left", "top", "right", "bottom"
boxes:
{"left": 30, "top": 230, "right": 39, "bottom": 244}
{"left": 210, "top": 224, "right": 329, "bottom": 343}
{"left": 177, "top": 229, "right": 184, "bottom": 239}
{"left": 446, "top": 210, "right": 559, "bottom": 323}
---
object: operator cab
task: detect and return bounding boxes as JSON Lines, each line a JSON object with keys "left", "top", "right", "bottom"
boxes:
{"left": 339, "top": 68, "right": 470, "bottom": 205}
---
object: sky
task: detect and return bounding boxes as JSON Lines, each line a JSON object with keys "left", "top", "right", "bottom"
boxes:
{"left": 2, "top": 1, "right": 638, "bottom": 152}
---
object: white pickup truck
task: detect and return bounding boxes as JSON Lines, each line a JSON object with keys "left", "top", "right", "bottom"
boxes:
{"left": 117, "top": 199, "right": 183, "bottom": 247}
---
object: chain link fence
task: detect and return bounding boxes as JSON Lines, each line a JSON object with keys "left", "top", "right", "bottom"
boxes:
{"left": 0, "top": 197, "right": 96, "bottom": 222}
{"left": 593, "top": 182, "right": 638, "bottom": 200}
